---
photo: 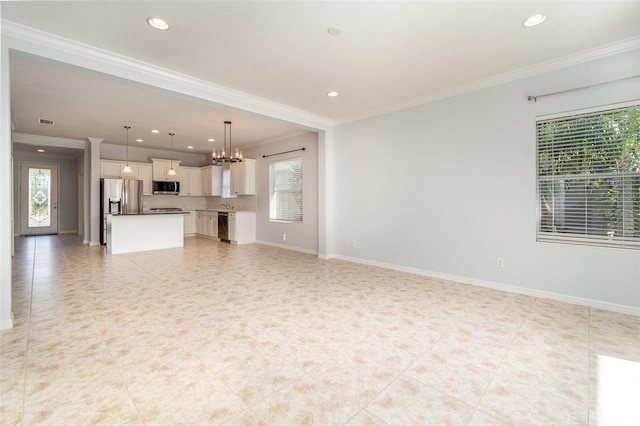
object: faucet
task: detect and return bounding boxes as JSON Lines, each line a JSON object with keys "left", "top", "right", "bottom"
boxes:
{"left": 219, "top": 202, "right": 231, "bottom": 210}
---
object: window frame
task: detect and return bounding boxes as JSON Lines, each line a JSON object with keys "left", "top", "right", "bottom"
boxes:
{"left": 535, "top": 101, "right": 640, "bottom": 250}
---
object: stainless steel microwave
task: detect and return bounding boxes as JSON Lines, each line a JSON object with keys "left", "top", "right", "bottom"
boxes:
{"left": 152, "top": 180, "right": 180, "bottom": 195}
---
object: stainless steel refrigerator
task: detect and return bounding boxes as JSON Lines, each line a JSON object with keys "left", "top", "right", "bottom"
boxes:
{"left": 100, "top": 178, "right": 143, "bottom": 245}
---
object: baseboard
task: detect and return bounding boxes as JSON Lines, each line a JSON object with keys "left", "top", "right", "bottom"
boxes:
{"left": 0, "top": 313, "right": 15, "bottom": 330}
{"left": 256, "top": 240, "right": 319, "bottom": 255}
{"left": 59, "top": 230, "right": 78, "bottom": 235}
{"left": 331, "top": 254, "right": 640, "bottom": 316}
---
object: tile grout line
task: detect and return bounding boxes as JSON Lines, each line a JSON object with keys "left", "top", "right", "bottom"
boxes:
{"left": 20, "top": 237, "right": 37, "bottom": 425}
{"left": 465, "top": 294, "right": 538, "bottom": 424}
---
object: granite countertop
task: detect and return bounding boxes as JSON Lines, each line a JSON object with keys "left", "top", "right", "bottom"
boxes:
{"left": 109, "top": 211, "right": 189, "bottom": 216}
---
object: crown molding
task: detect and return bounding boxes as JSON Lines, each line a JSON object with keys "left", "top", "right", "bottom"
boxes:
{"left": 12, "top": 132, "right": 87, "bottom": 149}
{"left": 1, "top": 20, "right": 333, "bottom": 131}
{"left": 335, "top": 36, "right": 640, "bottom": 125}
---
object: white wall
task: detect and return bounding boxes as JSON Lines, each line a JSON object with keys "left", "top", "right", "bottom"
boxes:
{"left": 332, "top": 49, "right": 640, "bottom": 310}
{"left": 12, "top": 152, "right": 79, "bottom": 235}
{"left": 244, "top": 132, "right": 319, "bottom": 253}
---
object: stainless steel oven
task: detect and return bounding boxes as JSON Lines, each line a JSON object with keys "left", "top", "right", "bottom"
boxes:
{"left": 217, "top": 212, "right": 229, "bottom": 241}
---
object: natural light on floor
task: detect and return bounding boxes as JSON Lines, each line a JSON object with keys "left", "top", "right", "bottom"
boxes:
{"left": 595, "top": 355, "right": 640, "bottom": 425}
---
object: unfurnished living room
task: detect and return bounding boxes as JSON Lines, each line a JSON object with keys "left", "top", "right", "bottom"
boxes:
{"left": 1, "top": 2, "right": 639, "bottom": 425}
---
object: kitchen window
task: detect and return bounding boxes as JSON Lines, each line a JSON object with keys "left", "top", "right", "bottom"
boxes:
{"left": 536, "top": 102, "right": 640, "bottom": 250}
{"left": 269, "top": 158, "right": 303, "bottom": 222}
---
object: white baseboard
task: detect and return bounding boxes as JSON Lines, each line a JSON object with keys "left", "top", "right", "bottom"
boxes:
{"left": 0, "top": 313, "right": 15, "bottom": 330}
{"left": 256, "top": 240, "right": 318, "bottom": 255}
{"left": 331, "top": 254, "right": 640, "bottom": 316}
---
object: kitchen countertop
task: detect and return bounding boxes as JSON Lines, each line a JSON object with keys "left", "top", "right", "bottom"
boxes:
{"left": 108, "top": 211, "right": 189, "bottom": 216}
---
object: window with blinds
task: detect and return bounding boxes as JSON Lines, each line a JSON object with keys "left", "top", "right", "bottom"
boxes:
{"left": 536, "top": 102, "right": 640, "bottom": 249}
{"left": 269, "top": 158, "right": 303, "bottom": 222}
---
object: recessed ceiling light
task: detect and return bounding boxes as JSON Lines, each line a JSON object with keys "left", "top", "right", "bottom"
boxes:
{"left": 151, "top": 129, "right": 160, "bottom": 134}
{"left": 327, "top": 26, "right": 342, "bottom": 36}
{"left": 523, "top": 13, "right": 546, "bottom": 27}
{"left": 147, "top": 17, "right": 170, "bottom": 31}
{"left": 208, "top": 138, "right": 215, "bottom": 142}
{"left": 37, "top": 149, "right": 45, "bottom": 153}
{"left": 327, "top": 91, "right": 339, "bottom": 97}
{"left": 187, "top": 146, "right": 194, "bottom": 150}
{"left": 136, "top": 138, "right": 143, "bottom": 143}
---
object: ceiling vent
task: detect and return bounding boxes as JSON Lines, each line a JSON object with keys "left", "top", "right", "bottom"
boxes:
{"left": 38, "top": 118, "right": 55, "bottom": 125}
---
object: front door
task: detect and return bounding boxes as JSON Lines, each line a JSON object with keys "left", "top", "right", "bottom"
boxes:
{"left": 20, "top": 162, "right": 59, "bottom": 235}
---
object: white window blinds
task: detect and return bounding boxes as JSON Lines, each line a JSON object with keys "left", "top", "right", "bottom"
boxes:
{"left": 536, "top": 103, "right": 640, "bottom": 249}
{"left": 269, "top": 158, "right": 303, "bottom": 222}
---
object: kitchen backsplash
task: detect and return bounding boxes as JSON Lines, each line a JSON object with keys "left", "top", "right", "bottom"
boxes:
{"left": 143, "top": 195, "right": 206, "bottom": 212}
{"left": 143, "top": 194, "right": 257, "bottom": 212}
{"left": 206, "top": 195, "right": 257, "bottom": 211}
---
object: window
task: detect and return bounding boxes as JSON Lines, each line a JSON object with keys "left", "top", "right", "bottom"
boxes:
{"left": 269, "top": 158, "right": 303, "bottom": 222}
{"left": 536, "top": 103, "right": 640, "bottom": 249}
{"left": 221, "top": 167, "right": 236, "bottom": 199}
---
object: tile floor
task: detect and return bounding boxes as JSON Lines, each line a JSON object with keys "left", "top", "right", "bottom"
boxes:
{"left": 1, "top": 234, "right": 639, "bottom": 425}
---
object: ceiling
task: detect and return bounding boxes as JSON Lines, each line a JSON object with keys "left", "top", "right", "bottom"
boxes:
{"left": 4, "top": 1, "right": 640, "bottom": 156}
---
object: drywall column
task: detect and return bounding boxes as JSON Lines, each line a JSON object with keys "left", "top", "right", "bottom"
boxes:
{"left": 317, "top": 129, "right": 330, "bottom": 259}
{"left": 83, "top": 145, "right": 91, "bottom": 244}
{"left": 87, "top": 137, "right": 102, "bottom": 246}
{"left": 0, "top": 32, "right": 14, "bottom": 329}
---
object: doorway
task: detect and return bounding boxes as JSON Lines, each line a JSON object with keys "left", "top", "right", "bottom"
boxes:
{"left": 19, "top": 162, "right": 59, "bottom": 235}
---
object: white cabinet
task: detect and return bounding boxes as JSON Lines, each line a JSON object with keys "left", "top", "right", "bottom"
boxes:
{"left": 183, "top": 211, "right": 196, "bottom": 236}
{"left": 230, "top": 159, "right": 255, "bottom": 195}
{"left": 228, "top": 211, "right": 256, "bottom": 244}
{"left": 120, "top": 162, "right": 138, "bottom": 179}
{"left": 196, "top": 211, "right": 206, "bottom": 235}
{"left": 196, "top": 210, "right": 218, "bottom": 239}
{"left": 152, "top": 158, "right": 180, "bottom": 181}
{"left": 101, "top": 160, "right": 154, "bottom": 196}
{"left": 179, "top": 166, "right": 202, "bottom": 196}
{"left": 201, "top": 165, "right": 222, "bottom": 196}
{"left": 100, "top": 160, "right": 123, "bottom": 178}
{"left": 138, "top": 164, "right": 153, "bottom": 195}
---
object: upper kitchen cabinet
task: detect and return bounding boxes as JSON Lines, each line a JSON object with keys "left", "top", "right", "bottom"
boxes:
{"left": 100, "top": 160, "right": 123, "bottom": 178}
{"left": 230, "top": 159, "right": 256, "bottom": 195}
{"left": 201, "top": 165, "right": 222, "bottom": 196}
{"left": 100, "top": 160, "right": 153, "bottom": 195}
{"left": 138, "top": 164, "right": 153, "bottom": 195}
{"left": 120, "top": 163, "right": 139, "bottom": 179}
{"left": 152, "top": 158, "right": 181, "bottom": 182}
{"left": 179, "top": 166, "right": 202, "bottom": 196}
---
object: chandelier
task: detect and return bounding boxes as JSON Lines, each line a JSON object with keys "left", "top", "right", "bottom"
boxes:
{"left": 212, "top": 121, "right": 243, "bottom": 164}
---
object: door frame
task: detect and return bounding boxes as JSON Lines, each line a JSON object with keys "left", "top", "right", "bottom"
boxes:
{"left": 19, "top": 161, "right": 60, "bottom": 236}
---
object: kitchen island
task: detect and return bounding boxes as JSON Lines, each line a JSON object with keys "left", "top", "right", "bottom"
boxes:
{"left": 106, "top": 212, "right": 185, "bottom": 254}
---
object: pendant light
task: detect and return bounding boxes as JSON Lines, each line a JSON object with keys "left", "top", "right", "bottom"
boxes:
{"left": 122, "top": 125, "right": 133, "bottom": 174}
{"left": 212, "top": 121, "right": 243, "bottom": 164}
{"left": 167, "top": 132, "right": 177, "bottom": 177}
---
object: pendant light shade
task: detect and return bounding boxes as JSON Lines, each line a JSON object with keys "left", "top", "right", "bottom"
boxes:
{"left": 212, "top": 121, "right": 243, "bottom": 164}
{"left": 122, "top": 125, "right": 133, "bottom": 174}
{"left": 167, "top": 132, "right": 177, "bottom": 177}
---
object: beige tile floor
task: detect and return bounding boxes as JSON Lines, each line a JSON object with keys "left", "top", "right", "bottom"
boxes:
{"left": 1, "top": 234, "right": 639, "bottom": 425}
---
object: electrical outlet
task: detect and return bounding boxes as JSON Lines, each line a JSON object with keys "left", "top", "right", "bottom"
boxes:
{"left": 352, "top": 239, "right": 357, "bottom": 247}
{"left": 496, "top": 257, "right": 505, "bottom": 268}
{"left": 282, "top": 232, "right": 286, "bottom": 242}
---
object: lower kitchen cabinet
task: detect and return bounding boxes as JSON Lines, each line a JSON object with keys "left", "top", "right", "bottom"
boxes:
{"left": 183, "top": 211, "right": 196, "bottom": 236}
{"left": 228, "top": 212, "right": 256, "bottom": 244}
{"left": 196, "top": 210, "right": 218, "bottom": 239}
